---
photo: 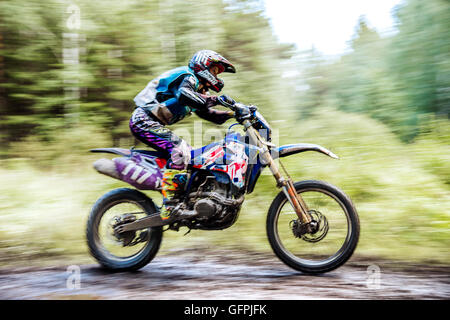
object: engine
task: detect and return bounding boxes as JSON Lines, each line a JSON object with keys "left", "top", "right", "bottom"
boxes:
{"left": 173, "top": 174, "right": 244, "bottom": 230}
{"left": 194, "top": 199, "right": 219, "bottom": 218}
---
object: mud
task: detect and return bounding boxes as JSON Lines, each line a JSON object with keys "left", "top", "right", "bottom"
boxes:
{"left": 0, "top": 249, "right": 448, "bottom": 300}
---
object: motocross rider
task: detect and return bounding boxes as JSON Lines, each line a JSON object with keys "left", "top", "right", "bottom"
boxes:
{"left": 130, "top": 50, "right": 238, "bottom": 220}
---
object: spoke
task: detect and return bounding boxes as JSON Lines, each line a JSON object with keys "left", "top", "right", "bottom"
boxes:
{"left": 276, "top": 188, "right": 350, "bottom": 263}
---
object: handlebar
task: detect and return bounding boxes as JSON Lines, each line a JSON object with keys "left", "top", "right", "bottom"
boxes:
{"left": 217, "top": 95, "right": 258, "bottom": 124}
{"left": 218, "top": 95, "right": 257, "bottom": 112}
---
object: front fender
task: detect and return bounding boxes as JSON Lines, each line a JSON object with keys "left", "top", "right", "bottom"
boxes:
{"left": 272, "top": 143, "right": 339, "bottom": 160}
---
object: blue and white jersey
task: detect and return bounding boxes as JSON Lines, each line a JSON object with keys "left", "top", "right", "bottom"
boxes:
{"left": 134, "top": 66, "right": 199, "bottom": 107}
{"left": 133, "top": 66, "right": 232, "bottom": 126}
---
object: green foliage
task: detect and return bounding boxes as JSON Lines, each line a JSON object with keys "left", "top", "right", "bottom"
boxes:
{"left": 0, "top": 0, "right": 293, "bottom": 151}
{"left": 294, "top": 0, "right": 449, "bottom": 142}
{"left": 0, "top": 0, "right": 449, "bottom": 266}
{"left": 7, "top": 123, "right": 113, "bottom": 170}
{"left": 1, "top": 109, "right": 449, "bottom": 266}
{"left": 411, "top": 115, "right": 450, "bottom": 186}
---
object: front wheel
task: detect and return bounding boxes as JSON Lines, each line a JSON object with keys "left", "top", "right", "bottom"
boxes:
{"left": 267, "top": 180, "right": 360, "bottom": 274}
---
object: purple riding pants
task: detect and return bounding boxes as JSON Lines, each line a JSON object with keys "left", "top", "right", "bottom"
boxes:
{"left": 129, "top": 107, "right": 190, "bottom": 170}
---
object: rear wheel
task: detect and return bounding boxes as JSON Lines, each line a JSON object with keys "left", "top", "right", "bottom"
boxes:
{"left": 267, "top": 180, "right": 360, "bottom": 274}
{"left": 86, "top": 188, "right": 163, "bottom": 271}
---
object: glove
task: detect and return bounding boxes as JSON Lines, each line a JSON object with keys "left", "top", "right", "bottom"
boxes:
{"left": 218, "top": 95, "right": 236, "bottom": 108}
{"left": 234, "top": 103, "right": 252, "bottom": 124}
{"left": 205, "top": 95, "right": 219, "bottom": 109}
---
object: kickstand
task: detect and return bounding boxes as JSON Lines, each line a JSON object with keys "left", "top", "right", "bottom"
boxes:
{"left": 183, "top": 228, "right": 192, "bottom": 236}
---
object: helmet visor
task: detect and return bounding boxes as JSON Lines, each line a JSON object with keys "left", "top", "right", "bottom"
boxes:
{"left": 210, "top": 63, "right": 225, "bottom": 76}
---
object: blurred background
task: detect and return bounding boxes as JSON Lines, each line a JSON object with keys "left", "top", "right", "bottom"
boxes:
{"left": 0, "top": 0, "right": 448, "bottom": 267}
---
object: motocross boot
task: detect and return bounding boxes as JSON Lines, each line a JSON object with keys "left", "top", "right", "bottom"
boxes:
{"left": 160, "top": 169, "right": 187, "bottom": 220}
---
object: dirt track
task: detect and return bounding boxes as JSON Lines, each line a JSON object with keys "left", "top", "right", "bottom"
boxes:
{"left": 0, "top": 249, "right": 448, "bottom": 300}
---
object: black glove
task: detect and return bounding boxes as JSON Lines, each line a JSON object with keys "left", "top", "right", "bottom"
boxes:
{"left": 218, "top": 95, "right": 236, "bottom": 109}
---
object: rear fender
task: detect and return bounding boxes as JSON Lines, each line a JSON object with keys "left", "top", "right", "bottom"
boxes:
{"left": 90, "top": 148, "right": 132, "bottom": 157}
{"left": 90, "top": 148, "right": 167, "bottom": 159}
{"left": 91, "top": 148, "right": 164, "bottom": 190}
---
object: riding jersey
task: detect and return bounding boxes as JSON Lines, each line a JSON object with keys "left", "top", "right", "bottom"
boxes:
{"left": 134, "top": 66, "right": 231, "bottom": 125}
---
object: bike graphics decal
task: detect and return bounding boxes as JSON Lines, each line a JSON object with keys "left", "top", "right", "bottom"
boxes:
{"left": 114, "top": 155, "right": 162, "bottom": 190}
{"left": 192, "top": 144, "right": 225, "bottom": 169}
{"left": 198, "top": 141, "right": 248, "bottom": 188}
{"left": 220, "top": 141, "right": 248, "bottom": 188}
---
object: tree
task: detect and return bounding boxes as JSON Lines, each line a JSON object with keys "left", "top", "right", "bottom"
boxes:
{"left": 0, "top": 0, "right": 294, "bottom": 156}
{"left": 294, "top": 0, "right": 450, "bottom": 142}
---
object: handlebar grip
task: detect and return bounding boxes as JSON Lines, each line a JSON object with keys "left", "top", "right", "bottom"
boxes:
{"left": 218, "top": 95, "right": 236, "bottom": 110}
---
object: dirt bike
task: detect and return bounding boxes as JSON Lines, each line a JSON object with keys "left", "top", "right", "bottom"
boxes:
{"left": 86, "top": 99, "right": 360, "bottom": 274}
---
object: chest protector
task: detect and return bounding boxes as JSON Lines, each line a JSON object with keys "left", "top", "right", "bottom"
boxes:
{"left": 134, "top": 66, "right": 198, "bottom": 103}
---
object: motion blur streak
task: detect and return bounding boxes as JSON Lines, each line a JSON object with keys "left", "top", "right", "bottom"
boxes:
{"left": 0, "top": 0, "right": 448, "bottom": 291}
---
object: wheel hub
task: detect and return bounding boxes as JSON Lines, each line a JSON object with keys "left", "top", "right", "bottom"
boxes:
{"left": 290, "top": 210, "right": 329, "bottom": 243}
{"left": 110, "top": 214, "right": 137, "bottom": 246}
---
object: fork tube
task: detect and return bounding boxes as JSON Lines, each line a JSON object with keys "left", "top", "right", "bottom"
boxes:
{"left": 245, "top": 124, "right": 311, "bottom": 224}
{"left": 283, "top": 179, "right": 311, "bottom": 223}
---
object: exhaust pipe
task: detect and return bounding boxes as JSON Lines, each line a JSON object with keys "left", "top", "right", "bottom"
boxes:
{"left": 93, "top": 158, "right": 120, "bottom": 180}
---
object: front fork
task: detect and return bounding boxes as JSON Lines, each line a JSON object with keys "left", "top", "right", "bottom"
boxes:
{"left": 244, "top": 124, "right": 312, "bottom": 224}
{"left": 266, "top": 152, "right": 312, "bottom": 224}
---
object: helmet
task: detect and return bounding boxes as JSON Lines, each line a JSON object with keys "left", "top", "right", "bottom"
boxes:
{"left": 188, "top": 50, "right": 236, "bottom": 92}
